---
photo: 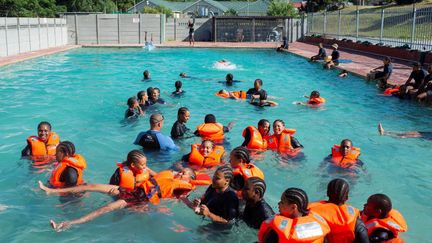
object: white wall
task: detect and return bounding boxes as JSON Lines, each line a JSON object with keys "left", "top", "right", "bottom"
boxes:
{"left": 0, "top": 17, "right": 67, "bottom": 57}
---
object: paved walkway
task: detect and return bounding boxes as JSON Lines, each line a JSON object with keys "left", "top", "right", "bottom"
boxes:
{"left": 288, "top": 42, "right": 412, "bottom": 85}
{"left": 0, "top": 42, "right": 413, "bottom": 86}
{"left": 0, "top": 45, "right": 80, "bottom": 67}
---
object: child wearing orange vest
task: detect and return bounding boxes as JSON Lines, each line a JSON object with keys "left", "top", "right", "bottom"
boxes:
{"left": 258, "top": 188, "right": 330, "bottom": 242}
{"left": 309, "top": 178, "right": 369, "bottom": 243}
{"left": 22, "top": 121, "right": 60, "bottom": 159}
{"left": 361, "top": 194, "right": 408, "bottom": 242}
{"left": 229, "top": 146, "right": 264, "bottom": 192}
{"left": 194, "top": 114, "right": 234, "bottom": 142}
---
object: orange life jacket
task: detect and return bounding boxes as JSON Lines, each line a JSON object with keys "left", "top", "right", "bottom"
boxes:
{"left": 154, "top": 170, "right": 212, "bottom": 186}
{"left": 242, "top": 126, "right": 268, "bottom": 150}
{"left": 307, "top": 97, "right": 326, "bottom": 105}
{"left": 361, "top": 209, "right": 407, "bottom": 240}
{"left": 196, "top": 123, "right": 225, "bottom": 141}
{"left": 154, "top": 171, "right": 195, "bottom": 199}
{"left": 233, "top": 163, "right": 265, "bottom": 181}
{"left": 27, "top": 132, "right": 60, "bottom": 156}
{"left": 331, "top": 145, "right": 361, "bottom": 168}
{"left": 309, "top": 201, "right": 359, "bottom": 243}
{"left": 258, "top": 213, "right": 330, "bottom": 243}
{"left": 188, "top": 144, "right": 224, "bottom": 167}
{"left": 49, "top": 154, "right": 86, "bottom": 188}
{"left": 215, "top": 90, "right": 247, "bottom": 99}
{"left": 117, "top": 163, "right": 160, "bottom": 204}
{"left": 384, "top": 86, "right": 400, "bottom": 96}
{"left": 268, "top": 129, "right": 300, "bottom": 155}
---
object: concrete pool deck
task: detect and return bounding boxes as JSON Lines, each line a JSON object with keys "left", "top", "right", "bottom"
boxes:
{"left": 0, "top": 42, "right": 413, "bottom": 86}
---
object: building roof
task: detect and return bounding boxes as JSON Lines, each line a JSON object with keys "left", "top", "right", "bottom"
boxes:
{"left": 219, "top": 0, "right": 268, "bottom": 13}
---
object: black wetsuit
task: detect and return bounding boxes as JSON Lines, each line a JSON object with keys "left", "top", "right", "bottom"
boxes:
{"left": 242, "top": 199, "right": 275, "bottom": 229}
{"left": 148, "top": 98, "right": 166, "bottom": 105}
{"left": 246, "top": 88, "right": 266, "bottom": 98}
{"left": 201, "top": 186, "right": 239, "bottom": 221}
{"left": 170, "top": 121, "right": 190, "bottom": 139}
{"left": 125, "top": 108, "right": 140, "bottom": 119}
{"left": 331, "top": 50, "right": 340, "bottom": 65}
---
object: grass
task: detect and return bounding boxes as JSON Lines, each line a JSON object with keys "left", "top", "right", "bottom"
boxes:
{"left": 308, "top": 2, "right": 432, "bottom": 41}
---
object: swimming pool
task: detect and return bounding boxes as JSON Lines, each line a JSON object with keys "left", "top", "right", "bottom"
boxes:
{"left": 0, "top": 47, "right": 430, "bottom": 242}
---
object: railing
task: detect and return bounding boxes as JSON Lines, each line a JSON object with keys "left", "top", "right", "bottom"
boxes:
{"left": 213, "top": 16, "right": 305, "bottom": 43}
{"left": 306, "top": 4, "right": 432, "bottom": 51}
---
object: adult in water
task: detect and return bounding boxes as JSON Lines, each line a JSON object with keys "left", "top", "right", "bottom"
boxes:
{"left": 21, "top": 121, "right": 60, "bottom": 160}
{"left": 361, "top": 194, "right": 407, "bottom": 242}
{"left": 148, "top": 87, "right": 166, "bottom": 105}
{"left": 399, "top": 62, "right": 428, "bottom": 98}
{"left": 171, "top": 80, "right": 185, "bottom": 96}
{"left": 170, "top": 107, "right": 191, "bottom": 139}
{"left": 134, "top": 113, "right": 178, "bottom": 151}
{"left": 327, "top": 139, "right": 363, "bottom": 169}
{"left": 246, "top": 78, "right": 266, "bottom": 100}
{"left": 309, "top": 178, "right": 369, "bottom": 243}
{"left": 185, "top": 165, "right": 239, "bottom": 224}
{"left": 258, "top": 188, "right": 330, "bottom": 242}
{"left": 378, "top": 123, "right": 432, "bottom": 140}
{"left": 218, "top": 73, "right": 241, "bottom": 86}
{"left": 137, "top": 90, "right": 150, "bottom": 110}
{"left": 241, "top": 177, "right": 274, "bottom": 229}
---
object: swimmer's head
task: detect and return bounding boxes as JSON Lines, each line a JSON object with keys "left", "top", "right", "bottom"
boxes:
{"left": 147, "top": 87, "right": 154, "bottom": 98}
{"left": 218, "top": 89, "right": 229, "bottom": 95}
{"left": 151, "top": 87, "right": 160, "bottom": 100}
{"left": 340, "top": 139, "right": 353, "bottom": 156}
{"left": 363, "top": 193, "right": 392, "bottom": 219}
{"left": 412, "top": 62, "right": 421, "bottom": 71}
{"left": 212, "top": 165, "right": 233, "bottom": 189}
{"left": 279, "top": 187, "right": 309, "bottom": 217}
{"left": 200, "top": 140, "right": 215, "bottom": 157}
{"left": 177, "top": 107, "right": 190, "bottom": 123}
{"left": 179, "top": 72, "right": 187, "bottom": 78}
{"left": 273, "top": 119, "right": 286, "bottom": 135}
{"left": 125, "top": 150, "right": 147, "bottom": 173}
{"left": 177, "top": 168, "right": 196, "bottom": 181}
{"left": 150, "top": 113, "right": 164, "bottom": 129}
{"left": 258, "top": 119, "right": 270, "bottom": 136}
{"left": 55, "top": 141, "right": 75, "bottom": 162}
{"left": 230, "top": 146, "right": 251, "bottom": 168}
{"left": 143, "top": 70, "right": 150, "bottom": 79}
{"left": 226, "top": 73, "right": 233, "bottom": 82}
{"left": 310, "top": 90, "right": 320, "bottom": 98}
{"left": 327, "top": 178, "right": 349, "bottom": 205}
{"left": 318, "top": 42, "right": 323, "bottom": 48}
{"left": 127, "top": 97, "right": 138, "bottom": 108}
{"left": 37, "top": 121, "right": 52, "bottom": 142}
{"left": 175, "top": 80, "right": 182, "bottom": 90}
{"left": 204, "top": 114, "right": 216, "bottom": 123}
{"left": 137, "top": 91, "right": 148, "bottom": 102}
{"left": 254, "top": 79, "right": 263, "bottom": 90}
{"left": 383, "top": 56, "right": 391, "bottom": 64}
{"left": 242, "top": 177, "right": 266, "bottom": 201}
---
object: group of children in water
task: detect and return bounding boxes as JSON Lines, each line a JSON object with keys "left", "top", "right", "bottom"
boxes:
{"left": 19, "top": 55, "right": 417, "bottom": 241}
{"left": 25, "top": 76, "right": 407, "bottom": 242}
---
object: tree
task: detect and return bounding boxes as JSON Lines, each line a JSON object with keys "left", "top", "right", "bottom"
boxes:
{"left": 267, "top": 0, "right": 299, "bottom": 17}
{"left": 142, "top": 6, "right": 172, "bottom": 17}
{"left": 0, "top": 0, "right": 62, "bottom": 17}
{"left": 224, "top": 8, "right": 238, "bottom": 16}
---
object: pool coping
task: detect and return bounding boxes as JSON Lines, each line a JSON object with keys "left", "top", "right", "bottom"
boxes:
{"left": 0, "top": 45, "right": 81, "bottom": 68}
{"left": 0, "top": 42, "right": 412, "bottom": 86}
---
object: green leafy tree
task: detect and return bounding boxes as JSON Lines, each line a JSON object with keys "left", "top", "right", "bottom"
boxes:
{"left": 267, "top": 0, "right": 299, "bottom": 17}
{"left": 0, "top": 0, "right": 62, "bottom": 17}
{"left": 142, "top": 5, "right": 172, "bottom": 17}
{"left": 224, "top": 8, "right": 238, "bottom": 16}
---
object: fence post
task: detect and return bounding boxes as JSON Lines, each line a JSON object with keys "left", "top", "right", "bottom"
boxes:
{"left": 284, "top": 18, "right": 289, "bottom": 41}
{"left": 323, "top": 11, "right": 327, "bottom": 36}
{"left": 60, "top": 17, "right": 64, "bottom": 45}
{"left": 28, "top": 18, "right": 32, "bottom": 51}
{"left": 301, "top": 13, "right": 305, "bottom": 39}
{"left": 54, "top": 18, "right": 57, "bottom": 46}
{"left": 74, "top": 14, "right": 79, "bottom": 44}
{"left": 96, "top": 14, "right": 99, "bottom": 44}
{"left": 337, "top": 10, "right": 341, "bottom": 39}
{"left": 379, "top": 8, "right": 384, "bottom": 43}
{"left": 356, "top": 6, "right": 359, "bottom": 41}
{"left": 38, "top": 17, "right": 41, "bottom": 49}
{"left": 410, "top": 4, "right": 417, "bottom": 48}
{"left": 4, "top": 18, "right": 8, "bottom": 56}
{"left": 290, "top": 18, "right": 294, "bottom": 42}
{"left": 46, "top": 18, "right": 49, "bottom": 47}
{"left": 160, "top": 14, "right": 165, "bottom": 44}
{"left": 213, "top": 17, "right": 216, "bottom": 42}
{"left": 252, "top": 18, "right": 255, "bottom": 42}
{"left": 138, "top": 14, "right": 142, "bottom": 44}
{"left": 117, "top": 14, "right": 121, "bottom": 44}
{"left": 17, "top": 17, "right": 21, "bottom": 53}
{"left": 173, "top": 17, "right": 176, "bottom": 41}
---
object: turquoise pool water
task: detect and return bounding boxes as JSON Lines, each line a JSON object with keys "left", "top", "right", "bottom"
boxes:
{"left": 0, "top": 47, "right": 431, "bottom": 242}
